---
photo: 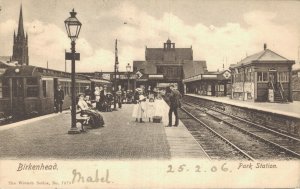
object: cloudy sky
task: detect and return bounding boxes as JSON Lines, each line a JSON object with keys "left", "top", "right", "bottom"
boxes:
{"left": 0, "top": 0, "right": 300, "bottom": 72}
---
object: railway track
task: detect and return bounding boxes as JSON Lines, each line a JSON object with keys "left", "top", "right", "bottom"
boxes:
{"left": 182, "top": 98, "right": 300, "bottom": 160}
{"left": 178, "top": 107, "right": 254, "bottom": 160}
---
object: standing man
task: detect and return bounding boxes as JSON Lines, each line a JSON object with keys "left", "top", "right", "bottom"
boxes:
{"left": 84, "top": 85, "right": 91, "bottom": 97}
{"left": 168, "top": 84, "right": 182, "bottom": 127}
{"left": 54, "top": 85, "right": 64, "bottom": 113}
{"left": 116, "top": 85, "right": 123, "bottom": 108}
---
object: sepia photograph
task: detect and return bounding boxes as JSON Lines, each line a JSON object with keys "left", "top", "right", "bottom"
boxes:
{"left": 0, "top": 0, "right": 299, "bottom": 188}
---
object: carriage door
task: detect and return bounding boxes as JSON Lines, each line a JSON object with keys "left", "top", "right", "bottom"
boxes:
{"left": 11, "top": 78, "right": 25, "bottom": 118}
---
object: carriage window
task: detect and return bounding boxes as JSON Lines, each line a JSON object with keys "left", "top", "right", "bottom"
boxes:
{"left": 26, "top": 77, "right": 39, "bottom": 97}
{"left": 12, "top": 78, "right": 23, "bottom": 97}
{"left": 26, "top": 78, "right": 38, "bottom": 85}
{"left": 0, "top": 81, "right": 2, "bottom": 98}
{"left": 42, "top": 80, "right": 47, "bottom": 97}
{"left": 0, "top": 79, "right": 9, "bottom": 98}
{"left": 60, "top": 81, "right": 70, "bottom": 96}
{"left": 27, "top": 87, "right": 39, "bottom": 97}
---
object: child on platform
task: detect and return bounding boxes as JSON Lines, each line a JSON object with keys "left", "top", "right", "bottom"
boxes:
{"left": 147, "top": 97, "right": 156, "bottom": 122}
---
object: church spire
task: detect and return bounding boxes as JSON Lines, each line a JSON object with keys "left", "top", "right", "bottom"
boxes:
{"left": 12, "top": 4, "right": 29, "bottom": 65}
{"left": 17, "top": 5, "right": 25, "bottom": 37}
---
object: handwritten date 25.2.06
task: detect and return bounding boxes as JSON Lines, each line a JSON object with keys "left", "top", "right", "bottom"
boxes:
{"left": 166, "top": 163, "right": 231, "bottom": 173}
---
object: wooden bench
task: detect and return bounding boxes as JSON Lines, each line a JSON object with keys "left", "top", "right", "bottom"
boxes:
{"left": 71, "top": 106, "right": 91, "bottom": 132}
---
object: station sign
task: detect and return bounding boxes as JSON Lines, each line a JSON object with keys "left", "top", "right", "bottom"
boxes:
{"left": 136, "top": 71, "right": 143, "bottom": 79}
{"left": 223, "top": 71, "right": 231, "bottom": 79}
{"left": 149, "top": 74, "right": 164, "bottom": 79}
{"left": 65, "top": 52, "right": 80, "bottom": 61}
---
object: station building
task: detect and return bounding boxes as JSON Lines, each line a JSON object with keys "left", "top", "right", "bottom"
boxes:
{"left": 78, "top": 71, "right": 137, "bottom": 91}
{"left": 183, "top": 70, "right": 231, "bottom": 96}
{"left": 229, "top": 44, "right": 295, "bottom": 102}
{"left": 132, "top": 39, "right": 207, "bottom": 93}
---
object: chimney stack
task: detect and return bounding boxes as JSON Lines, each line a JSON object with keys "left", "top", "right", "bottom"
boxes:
{"left": 264, "top": 43, "right": 267, "bottom": 50}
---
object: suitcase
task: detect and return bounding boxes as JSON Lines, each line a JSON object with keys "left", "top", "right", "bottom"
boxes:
{"left": 152, "top": 116, "right": 162, "bottom": 123}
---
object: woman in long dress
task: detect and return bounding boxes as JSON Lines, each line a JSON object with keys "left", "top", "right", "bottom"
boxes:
{"left": 132, "top": 88, "right": 141, "bottom": 122}
{"left": 94, "top": 87, "right": 101, "bottom": 111}
{"left": 132, "top": 88, "right": 148, "bottom": 122}
{"left": 138, "top": 95, "right": 147, "bottom": 123}
{"left": 77, "top": 94, "right": 104, "bottom": 128}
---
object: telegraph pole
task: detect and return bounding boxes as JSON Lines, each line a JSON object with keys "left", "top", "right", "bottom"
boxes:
{"left": 113, "top": 39, "right": 119, "bottom": 110}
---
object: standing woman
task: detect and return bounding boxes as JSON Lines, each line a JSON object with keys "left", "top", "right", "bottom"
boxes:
{"left": 138, "top": 94, "right": 147, "bottom": 123}
{"left": 132, "top": 88, "right": 142, "bottom": 122}
{"left": 94, "top": 86, "right": 101, "bottom": 111}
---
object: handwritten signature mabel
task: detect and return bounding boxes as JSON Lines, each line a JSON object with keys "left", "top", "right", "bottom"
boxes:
{"left": 72, "top": 169, "right": 112, "bottom": 184}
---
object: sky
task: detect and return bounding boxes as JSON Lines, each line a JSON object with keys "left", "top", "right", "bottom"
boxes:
{"left": 0, "top": 0, "right": 300, "bottom": 72}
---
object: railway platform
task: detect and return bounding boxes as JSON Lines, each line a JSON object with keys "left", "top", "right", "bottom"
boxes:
{"left": 185, "top": 94, "right": 300, "bottom": 137}
{"left": 186, "top": 93, "right": 300, "bottom": 118}
{"left": 0, "top": 99, "right": 208, "bottom": 159}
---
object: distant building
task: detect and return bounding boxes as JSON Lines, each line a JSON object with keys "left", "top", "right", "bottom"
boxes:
{"left": 183, "top": 70, "right": 232, "bottom": 96}
{"left": 12, "top": 5, "right": 29, "bottom": 65}
{"left": 133, "top": 39, "right": 207, "bottom": 93}
{"left": 229, "top": 44, "right": 294, "bottom": 102}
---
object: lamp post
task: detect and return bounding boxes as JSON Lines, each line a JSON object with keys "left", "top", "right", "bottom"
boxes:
{"left": 64, "top": 9, "right": 82, "bottom": 134}
{"left": 126, "top": 63, "right": 131, "bottom": 90}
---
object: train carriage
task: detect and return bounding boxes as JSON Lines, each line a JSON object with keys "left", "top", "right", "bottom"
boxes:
{"left": 0, "top": 65, "right": 111, "bottom": 120}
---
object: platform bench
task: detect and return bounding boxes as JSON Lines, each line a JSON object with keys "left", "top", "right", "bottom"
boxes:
{"left": 75, "top": 109, "right": 90, "bottom": 131}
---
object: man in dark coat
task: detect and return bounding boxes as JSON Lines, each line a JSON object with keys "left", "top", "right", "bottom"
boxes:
{"left": 116, "top": 85, "right": 123, "bottom": 108}
{"left": 54, "top": 85, "right": 64, "bottom": 113}
{"left": 168, "top": 84, "right": 182, "bottom": 126}
{"left": 84, "top": 86, "right": 91, "bottom": 97}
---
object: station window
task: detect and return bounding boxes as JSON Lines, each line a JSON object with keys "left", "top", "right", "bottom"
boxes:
{"left": 219, "top": 85, "right": 224, "bottom": 92}
{"left": 278, "top": 72, "right": 289, "bottom": 82}
{"left": 257, "top": 72, "right": 268, "bottom": 82}
{"left": 42, "top": 80, "right": 47, "bottom": 97}
{"left": 245, "top": 68, "right": 253, "bottom": 82}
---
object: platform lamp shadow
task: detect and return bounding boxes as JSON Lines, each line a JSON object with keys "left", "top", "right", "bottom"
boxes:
{"left": 64, "top": 9, "right": 82, "bottom": 134}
